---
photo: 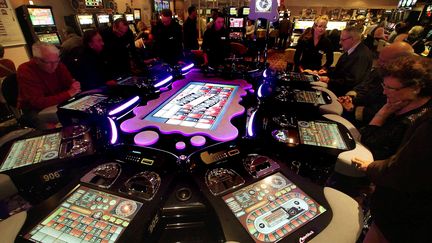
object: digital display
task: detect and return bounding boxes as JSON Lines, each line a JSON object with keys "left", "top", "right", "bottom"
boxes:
{"left": 206, "top": 9, "right": 211, "bottom": 15}
{"left": 61, "top": 95, "right": 108, "bottom": 111}
{"left": 230, "top": 7, "right": 237, "bottom": 15}
{"left": 0, "top": 133, "right": 61, "bottom": 172}
{"left": 144, "top": 82, "right": 238, "bottom": 130}
{"left": 294, "top": 20, "right": 314, "bottom": 30}
{"left": 113, "top": 14, "right": 123, "bottom": 21}
{"left": 125, "top": 14, "right": 134, "bottom": 22}
{"left": 229, "top": 18, "right": 244, "bottom": 28}
{"left": 134, "top": 9, "right": 141, "bottom": 20}
{"left": 327, "top": 21, "right": 347, "bottom": 31}
{"left": 297, "top": 121, "right": 347, "bottom": 149}
{"left": 294, "top": 90, "right": 326, "bottom": 104}
{"left": 78, "top": 15, "right": 94, "bottom": 25}
{"left": 242, "top": 7, "right": 250, "bottom": 15}
{"left": 28, "top": 7, "right": 55, "bottom": 26}
{"left": 85, "top": 0, "right": 103, "bottom": 8}
{"left": 25, "top": 186, "right": 142, "bottom": 243}
{"left": 97, "top": 14, "right": 110, "bottom": 24}
{"left": 223, "top": 173, "right": 326, "bottom": 243}
{"left": 229, "top": 32, "right": 243, "bottom": 39}
{"left": 37, "top": 33, "right": 60, "bottom": 45}
{"left": 255, "top": 0, "right": 272, "bottom": 13}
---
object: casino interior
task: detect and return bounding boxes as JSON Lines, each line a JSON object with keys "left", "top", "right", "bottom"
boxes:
{"left": 1, "top": 0, "right": 432, "bottom": 242}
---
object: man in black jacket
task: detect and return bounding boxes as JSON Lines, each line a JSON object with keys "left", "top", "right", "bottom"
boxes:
{"left": 183, "top": 6, "right": 199, "bottom": 51}
{"left": 320, "top": 26, "right": 373, "bottom": 96}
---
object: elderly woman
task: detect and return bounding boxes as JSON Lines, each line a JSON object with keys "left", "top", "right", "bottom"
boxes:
{"left": 360, "top": 55, "right": 432, "bottom": 160}
{"left": 293, "top": 15, "right": 333, "bottom": 74}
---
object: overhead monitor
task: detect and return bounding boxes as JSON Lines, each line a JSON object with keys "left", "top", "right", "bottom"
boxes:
{"left": 97, "top": 14, "right": 110, "bottom": 24}
{"left": 85, "top": 0, "right": 103, "bottom": 8}
{"left": 77, "top": 14, "right": 94, "bottom": 25}
{"left": 134, "top": 9, "right": 141, "bottom": 20}
{"left": 125, "top": 13, "right": 134, "bottom": 22}
{"left": 27, "top": 6, "right": 55, "bottom": 26}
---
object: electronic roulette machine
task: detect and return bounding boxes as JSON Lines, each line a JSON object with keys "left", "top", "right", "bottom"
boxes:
{"left": 0, "top": 125, "right": 98, "bottom": 203}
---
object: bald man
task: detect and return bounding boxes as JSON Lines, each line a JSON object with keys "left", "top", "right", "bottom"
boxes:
{"left": 337, "top": 41, "right": 415, "bottom": 124}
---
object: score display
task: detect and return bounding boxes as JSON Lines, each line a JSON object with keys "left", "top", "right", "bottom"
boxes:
{"left": 37, "top": 33, "right": 60, "bottom": 45}
{"left": 28, "top": 7, "right": 55, "bottom": 26}
{"left": 24, "top": 186, "right": 142, "bottom": 242}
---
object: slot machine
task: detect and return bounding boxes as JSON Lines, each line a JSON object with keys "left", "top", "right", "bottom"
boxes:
{"left": 15, "top": 5, "right": 62, "bottom": 49}
{"left": 124, "top": 13, "right": 137, "bottom": 35}
{"left": 64, "top": 14, "right": 97, "bottom": 36}
{"left": 134, "top": 9, "right": 142, "bottom": 24}
{"left": 0, "top": 125, "right": 98, "bottom": 203}
{"left": 18, "top": 145, "right": 180, "bottom": 242}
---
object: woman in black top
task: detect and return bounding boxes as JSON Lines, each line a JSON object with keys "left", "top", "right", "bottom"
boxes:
{"left": 294, "top": 15, "right": 333, "bottom": 74}
{"left": 201, "top": 12, "right": 230, "bottom": 67}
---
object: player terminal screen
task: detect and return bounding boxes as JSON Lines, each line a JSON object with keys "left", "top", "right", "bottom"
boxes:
{"left": 297, "top": 121, "right": 347, "bottom": 149}
{"left": 144, "top": 82, "right": 239, "bottom": 130}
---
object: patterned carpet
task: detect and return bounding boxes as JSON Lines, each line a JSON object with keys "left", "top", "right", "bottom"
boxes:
{"left": 266, "top": 48, "right": 293, "bottom": 71}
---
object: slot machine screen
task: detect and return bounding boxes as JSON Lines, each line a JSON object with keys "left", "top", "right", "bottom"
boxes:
{"left": 27, "top": 7, "right": 55, "bottom": 26}
{"left": 144, "top": 82, "right": 239, "bottom": 130}
{"left": 61, "top": 95, "right": 108, "bottom": 111}
{"left": 294, "top": 20, "right": 314, "bottom": 30}
{"left": 24, "top": 186, "right": 142, "bottom": 243}
{"left": 36, "top": 33, "right": 61, "bottom": 45}
{"left": 85, "top": 0, "right": 103, "bottom": 8}
{"left": 113, "top": 14, "right": 123, "bottom": 21}
{"left": 125, "top": 14, "right": 134, "bottom": 22}
{"left": 77, "top": 15, "right": 94, "bottom": 25}
{"left": 242, "top": 7, "right": 250, "bottom": 15}
{"left": 229, "top": 18, "right": 244, "bottom": 28}
{"left": 134, "top": 9, "right": 141, "bottom": 20}
{"left": 206, "top": 9, "right": 211, "bottom": 15}
{"left": 0, "top": 133, "right": 61, "bottom": 172}
{"left": 97, "top": 14, "right": 110, "bottom": 24}
{"left": 327, "top": 21, "right": 347, "bottom": 31}
{"left": 230, "top": 7, "right": 237, "bottom": 16}
{"left": 297, "top": 121, "right": 347, "bottom": 149}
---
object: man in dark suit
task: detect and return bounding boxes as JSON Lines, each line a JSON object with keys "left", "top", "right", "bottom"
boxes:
{"left": 320, "top": 26, "right": 373, "bottom": 96}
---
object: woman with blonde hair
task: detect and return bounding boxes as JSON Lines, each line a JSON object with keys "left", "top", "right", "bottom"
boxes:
{"left": 293, "top": 15, "right": 333, "bottom": 74}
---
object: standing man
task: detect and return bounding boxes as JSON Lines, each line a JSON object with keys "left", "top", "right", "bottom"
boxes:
{"left": 202, "top": 12, "right": 230, "bottom": 66}
{"left": 278, "top": 13, "right": 292, "bottom": 50}
{"left": 152, "top": 9, "right": 183, "bottom": 65}
{"left": 183, "top": 6, "right": 199, "bottom": 51}
{"left": 17, "top": 42, "right": 81, "bottom": 128}
{"left": 100, "top": 18, "right": 136, "bottom": 78}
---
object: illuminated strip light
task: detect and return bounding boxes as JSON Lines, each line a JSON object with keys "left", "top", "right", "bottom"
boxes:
{"left": 108, "top": 117, "right": 118, "bottom": 144}
{"left": 108, "top": 96, "right": 140, "bottom": 116}
{"left": 263, "top": 69, "right": 268, "bottom": 78}
{"left": 257, "top": 84, "right": 264, "bottom": 98}
{"left": 181, "top": 63, "right": 194, "bottom": 72}
{"left": 247, "top": 110, "right": 257, "bottom": 137}
{"left": 154, "top": 75, "right": 173, "bottom": 88}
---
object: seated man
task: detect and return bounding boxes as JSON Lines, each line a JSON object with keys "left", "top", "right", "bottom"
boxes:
{"left": 17, "top": 42, "right": 81, "bottom": 128}
{"left": 320, "top": 26, "right": 373, "bottom": 96}
{"left": 201, "top": 12, "right": 230, "bottom": 67}
{"left": 338, "top": 41, "right": 415, "bottom": 125}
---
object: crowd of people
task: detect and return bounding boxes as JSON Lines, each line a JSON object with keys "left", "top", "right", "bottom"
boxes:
{"left": 1, "top": 8, "right": 432, "bottom": 242}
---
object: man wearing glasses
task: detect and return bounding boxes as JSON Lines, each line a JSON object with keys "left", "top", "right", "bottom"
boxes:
{"left": 320, "top": 26, "right": 373, "bottom": 96}
{"left": 17, "top": 42, "right": 81, "bottom": 128}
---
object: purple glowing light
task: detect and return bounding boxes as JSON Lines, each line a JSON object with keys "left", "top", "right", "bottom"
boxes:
{"left": 263, "top": 69, "right": 268, "bottom": 78}
{"left": 257, "top": 84, "right": 264, "bottom": 98}
{"left": 247, "top": 110, "right": 257, "bottom": 137}
{"left": 108, "top": 96, "right": 140, "bottom": 116}
{"left": 134, "top": 130, "right": 159, "bottom": 146}
{"left": 175, "top": 141, "right": 186, "bottom": 150}
{"left": 190, "top": 135, "right": 206, "bottom": 147}
{"left": 181, "top": 63, "right": 194, "bottom": 72}
{"left": 108, "top": 117, "right": 118, "bottom": 144}
{"left": 154, "top": 75, "right": 173, "bottom": 88}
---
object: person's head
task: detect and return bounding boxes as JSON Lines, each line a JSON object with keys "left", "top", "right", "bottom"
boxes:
{"left": 83, "top": 29, "right": 104, "bottom": 53}
{"left": 339, "top": 26, "right": 362, "bottom": 51}
{"left": 283, "top": 13, "right": 288, "bottom": 19}
{"left": 32, "top": 42, "right": 60, "bottom": 74}
{"left": 395, "top": 22, "right": 410, "bottom": 34}
{"left": 408, "top": 25, "right": 424, "bottom": 40}
{"left": 188, "top": 6, "right": 197, "bottom": 19}
{"left": 136, "top": 21, "right": 147, "bottom": 32}
{"left": 213, "top": 12, "right": 225, "bottom": 31}
{"left": 63, "top": 26, "right": 78, "bottom": 39}
{"left": 379, "top": 56, "right": 432, "bottom": 103}
{"left": 112, "top": 18, "right": 129, "bottom": 37}
{"left": 377, "top": 41, "right": 414, "bottom": 67}
{"left": 356, "top": 15, "right": 366, "bottom": 25}
{"left": 211, "top": 9, "right": 218, "bottom": 19}
{"left": 373, "top": 27, "right": 385, "bottom": 39}
{"left": 161, "top": 9, "right": 173, "bottom": 26}
{"left": 0, "top": 44, "right": 4, "bottom": 58}
{"left": 313, "top": 15, "right": 329, "bottom": 37}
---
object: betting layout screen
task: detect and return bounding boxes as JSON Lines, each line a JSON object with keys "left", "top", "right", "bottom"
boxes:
{"left": 297, "top": 121, "right": 347, "bottom": 149}
{"left": 60, "top": 95, "right": 108, "bottom": 112}
{"left": 25, "top": 186, "right": 142, "bottom": 243}
{"left": 144, "top": 82, "right": 238, "bottom": 130}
